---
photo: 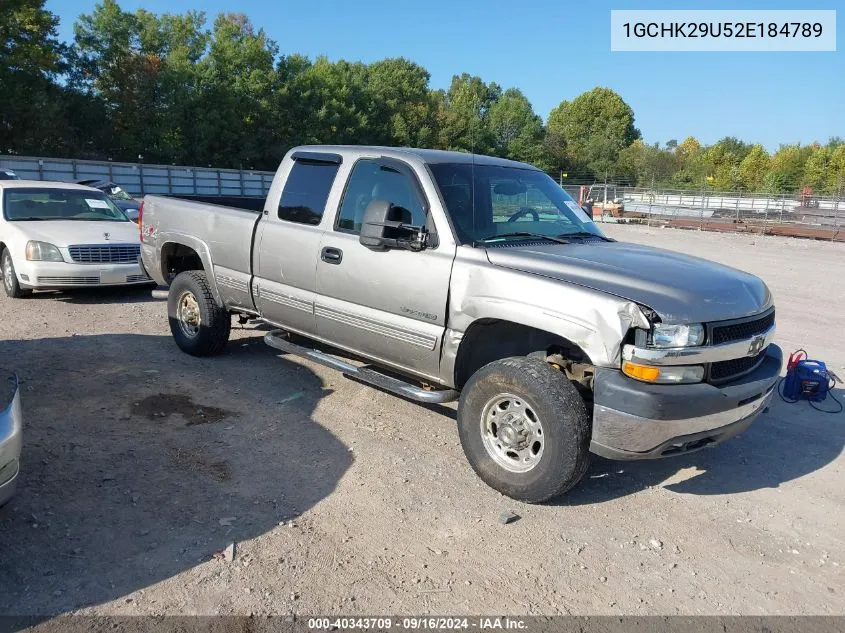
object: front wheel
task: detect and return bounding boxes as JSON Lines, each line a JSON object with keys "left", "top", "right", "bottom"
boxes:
{"left": 457, "top": 356, "right": 590, "bottom": 503}
{"left": 167, "top": 271, "right": 231, "bottom": 356}
{"left": 2, "top": 249, "right": 31, "bottom": 298}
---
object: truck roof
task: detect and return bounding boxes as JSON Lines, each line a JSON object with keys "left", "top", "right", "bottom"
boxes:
{"left": 292, "top": 145, "right": 540, "bottom": 170}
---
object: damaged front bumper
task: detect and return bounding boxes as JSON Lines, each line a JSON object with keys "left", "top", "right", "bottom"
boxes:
{"left": 589, "top": 344, "right": 782, "bottom": 459}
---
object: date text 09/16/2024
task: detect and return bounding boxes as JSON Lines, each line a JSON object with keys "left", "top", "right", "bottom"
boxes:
{"left": 307, "top": 617, "right": 527, "bottom": 630}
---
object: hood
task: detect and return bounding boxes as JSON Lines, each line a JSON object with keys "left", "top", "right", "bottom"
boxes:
{"left": 22, "top": 220, "right": 140, "bottom": 247}
{"left": 485, "top": 241, "right": 771, "bottom": 323}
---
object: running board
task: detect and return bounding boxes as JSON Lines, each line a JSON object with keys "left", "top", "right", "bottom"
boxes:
{"left": 263, "top": 330, "right": 459, "bottom": 404}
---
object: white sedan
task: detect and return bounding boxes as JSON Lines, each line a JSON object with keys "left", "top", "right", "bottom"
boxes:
{"left": 0, "top": 181, "right": 150, "bottom": 297}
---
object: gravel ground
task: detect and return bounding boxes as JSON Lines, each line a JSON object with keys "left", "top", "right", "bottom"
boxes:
{"left": 0, "top": 224, "right": 843, "bottom": 618}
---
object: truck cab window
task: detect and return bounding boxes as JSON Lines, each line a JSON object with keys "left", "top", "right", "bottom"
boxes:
{"left": 278, "top": 160, "right": 340, "bottom": 225}
{"left": 336, "top": 159, "right": 425, "bottom": 233}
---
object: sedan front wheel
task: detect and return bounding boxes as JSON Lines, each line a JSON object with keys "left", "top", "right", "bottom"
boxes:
{"left": 2, "top": 249, "right": 31, "bottom": 298}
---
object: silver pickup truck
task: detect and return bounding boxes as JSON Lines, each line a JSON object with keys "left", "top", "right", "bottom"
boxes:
{"left": 140, "top": 145, "right": 781, "bottom": 502}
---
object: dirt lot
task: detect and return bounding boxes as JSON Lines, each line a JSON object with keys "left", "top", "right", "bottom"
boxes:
{"left": 1, "top": 225, "right": 843, "bottom": 618}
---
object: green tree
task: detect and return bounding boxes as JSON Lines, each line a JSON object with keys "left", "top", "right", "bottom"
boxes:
{"left": 436, "top": 73, "right": 501, "bottom": 154}
{"left": 0, "top": 0, "right": 72, "bottom": 154}
{"left": 546, "top": 87, "right": 640, "bottom": 178}
{"left": 825, "top": 145, "right": 845, "bottom": 194}
{"left": 72, "top": 0, "right": 163, "bottom": 159}
{"left": 293, "top": 57, "right": 372, "bottom": 146}
{"left": 712, "top": 136, "right": 752, "bottom": 162}
{"left": 738, "top": 144, "right": 770, "bottom": 191}
{"left": 487, "top": 88, "right": 546, "bottom": 167}
{"left": 705, "top": 144, "right": 741, "bottom": 191}
{"left": 802, "top": 146, "right": 830, "bottom": 192}
{"left": 668, "top": 136, "right": 707, "bottom": 188}
{"left": 367, "top": 58, "right": 437, "bottom": 147}
{"left": 618, "top": 140, "right": 678, "bottom": 186}
{"left": 765, "top": 144, "right": 814, "bottom": 193}
{"left": 192, "top": 13, "right": 279, "bottom": 167}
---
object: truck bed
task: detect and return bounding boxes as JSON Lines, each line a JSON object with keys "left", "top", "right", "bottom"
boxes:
{"left": 141, "top": 195, "right": 261, "bottom": 306}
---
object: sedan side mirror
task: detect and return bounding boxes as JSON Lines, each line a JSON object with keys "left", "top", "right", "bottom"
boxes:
{"left": 359, "top": 199, "right": 428, "bottom": 252}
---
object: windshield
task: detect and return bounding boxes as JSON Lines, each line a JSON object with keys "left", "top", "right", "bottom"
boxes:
{"left": 106, "top": 185, "right": 133, "bottom": 201}
{"left": 429, "top": 163, "right": 606, "bottom": 245}
{"left": 2, "top": 188, "right": 129, "bottom": 222}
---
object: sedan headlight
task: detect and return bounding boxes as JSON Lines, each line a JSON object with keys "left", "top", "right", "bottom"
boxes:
{"left": 25, "top": 241, "right": 64, "bottom": 262}
{"left": 651, "top": 323, "right": 705, "bottom": 348}
{"left": 623, "top": 362, "right": 705, "bottom": 384}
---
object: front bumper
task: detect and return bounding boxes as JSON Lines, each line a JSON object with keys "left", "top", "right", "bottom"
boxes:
{"left": 0, "top": 373, "right": 23, "bottom": 507}
{"left": 590, "top": 344, "right": 782, "bottom": 459}
{"left": 16, "top": 259, "right": 150, "bottom": 289}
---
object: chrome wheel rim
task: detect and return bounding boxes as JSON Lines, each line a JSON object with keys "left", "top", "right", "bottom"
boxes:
{"left": 177, "top": 291, "right": 201, "bottom": 338}
{"left": 480, "top": 393, "right": 544, "bottom": 473}
{"left": 2, "top": 254, "right": 13, "bottom": 291}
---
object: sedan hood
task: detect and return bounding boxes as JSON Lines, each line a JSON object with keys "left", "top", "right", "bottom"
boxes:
{"left": 485, "top": 241, "right": 772, "bottom": 323}
{"left": 22, "top": 220, "right": 139, "bottom": 247}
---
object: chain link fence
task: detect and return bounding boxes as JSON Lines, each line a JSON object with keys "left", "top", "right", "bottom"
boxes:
{"left": 559, "top": 182, "right": 844, "bottom": 241}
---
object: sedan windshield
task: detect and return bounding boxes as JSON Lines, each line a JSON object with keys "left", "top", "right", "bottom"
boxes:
{"left": 429, "top": 163, "right": 606, "bottom": 245}
{"left": 106, "top": 185, "right": 134, "bottom": 201}
{"left": 2, "top": 188, "right": 129, "bottom": 222}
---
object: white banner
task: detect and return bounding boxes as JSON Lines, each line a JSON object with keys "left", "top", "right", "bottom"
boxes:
{"left": 611, "top": 10, "right": 836, "bottom": 51}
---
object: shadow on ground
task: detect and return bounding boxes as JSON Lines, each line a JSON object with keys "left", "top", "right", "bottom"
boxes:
{"left": 558, "top": 387, "right": 845, "bottom": 506}
{"left": 0, "top": 332, "right": 351, "bottom": 617}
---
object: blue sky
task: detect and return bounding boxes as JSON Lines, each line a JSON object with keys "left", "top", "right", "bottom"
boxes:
{"left": 48, "top": 0, "right": 842, "bottom": 151}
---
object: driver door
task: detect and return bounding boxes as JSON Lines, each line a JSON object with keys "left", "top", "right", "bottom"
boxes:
{"left": 314, "top": 158, "right": 455, "bottom": 381}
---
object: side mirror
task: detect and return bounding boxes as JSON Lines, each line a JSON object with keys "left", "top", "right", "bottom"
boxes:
{"left": 359, "top": 199, "right": 428, "bottom": 252}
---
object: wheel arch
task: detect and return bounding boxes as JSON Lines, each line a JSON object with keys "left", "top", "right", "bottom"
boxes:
{"left": 451, "top": 318, "right": 595, "bottom": 389}
{"left": 158, "top": 235, "right": 222, "bottom": 306}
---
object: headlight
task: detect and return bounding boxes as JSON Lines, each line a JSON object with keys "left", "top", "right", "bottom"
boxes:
{"left": 25, "top": 241, "right": 64, "bottom": 262}
{"left": 651, "top": 323, "right": 705, "bottom": 348}
{"left": 623, "top": 362, "right": 705, "bottom": 384}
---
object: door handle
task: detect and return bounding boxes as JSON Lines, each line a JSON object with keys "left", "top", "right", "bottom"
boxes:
{"left": 320, "top": 246, "right": 343, "bottom": 265}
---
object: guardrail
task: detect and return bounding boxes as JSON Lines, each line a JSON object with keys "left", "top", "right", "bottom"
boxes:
{"left": 0, "top": 156, "right": 275, "bottom": 198}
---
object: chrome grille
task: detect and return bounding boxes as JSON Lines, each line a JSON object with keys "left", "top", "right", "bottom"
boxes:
{"left": 125, "top": 274, "right": 149, "bottom": 283}
{"left": 68, "top": 244, "right": 140, "bottom": 264}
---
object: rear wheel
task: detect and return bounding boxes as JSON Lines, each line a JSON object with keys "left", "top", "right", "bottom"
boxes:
{"left": 168, "top": 271, "right": 230, "bottom": 356}
{"left": 2, "top": 249, "right": 30, "bottom": 298}
{"left": 457, "top": 356, "right": 590, "bottom": 503}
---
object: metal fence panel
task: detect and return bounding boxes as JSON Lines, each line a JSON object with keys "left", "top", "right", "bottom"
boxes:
{"left": 0, "top": 155, "right": 275, "bottom": 198}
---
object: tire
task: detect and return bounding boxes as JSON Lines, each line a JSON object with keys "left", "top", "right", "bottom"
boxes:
{"left": 457, "top": 356, "right": 590, "bottom": 503}
{"left": 2, "top": 249, "right": 31, "bottom": 298}
{"left": 167, "top": 270, "right": 231, "bottom": 356}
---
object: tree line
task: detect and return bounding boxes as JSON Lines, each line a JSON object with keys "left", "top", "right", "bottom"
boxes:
{"left": 2, "top": 0, "right": 843, "bottom": 194}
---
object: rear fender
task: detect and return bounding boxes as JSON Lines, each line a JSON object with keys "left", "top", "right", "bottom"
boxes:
{"left": 158, "top": 232, "right": 223, "bottom": 306}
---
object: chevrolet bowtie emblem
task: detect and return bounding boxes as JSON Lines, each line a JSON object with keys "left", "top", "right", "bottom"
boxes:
{"left": 747, "top": 334, "right": 765, "bottom": 356}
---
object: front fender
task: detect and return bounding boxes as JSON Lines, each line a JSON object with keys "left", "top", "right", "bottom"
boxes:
{"left": 441, "top": 253, "right": 649, "bottom": 384}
